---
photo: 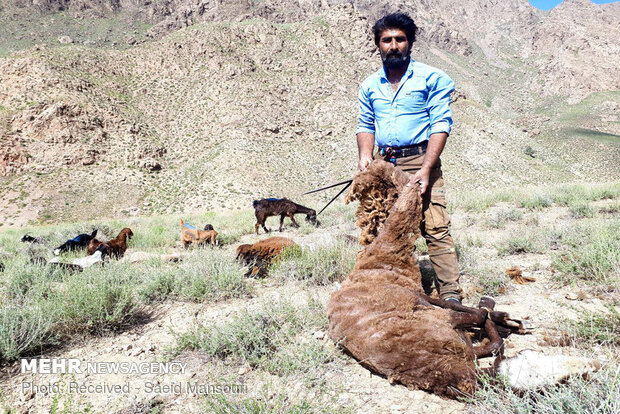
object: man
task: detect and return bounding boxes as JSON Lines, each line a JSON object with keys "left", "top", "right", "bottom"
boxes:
{"left": 356, "top": 12, "right": 462, "bottom": 303}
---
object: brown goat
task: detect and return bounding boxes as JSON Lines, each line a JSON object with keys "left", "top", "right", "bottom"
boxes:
{"left": 180, "top": 219, "right": 218, "bottom": 248}
{"left": 236, "top": 236, "right": 298, "bottom": 277}
{"left": 327, "top": 161, "right": 524, "bottom": 398}
{"left": 253, "top": 198, "right": 319, "bottom": 234}
{"left": 87, "top": 227, "right": 133, "bottom": 259}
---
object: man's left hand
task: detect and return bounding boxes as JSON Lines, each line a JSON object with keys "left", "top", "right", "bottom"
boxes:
{"left": 411, "top": 167, "right": 431, "bottom": 195}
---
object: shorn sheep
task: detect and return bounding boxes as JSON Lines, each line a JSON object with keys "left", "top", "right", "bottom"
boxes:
{"left": 87, "top": 228, "right": 133, "bottom": 259}
{"left": 253, "top": 198, "right": 319, "bottom": 234}
{"left": 327, "top": 160, "right": 525, "bottom": 398}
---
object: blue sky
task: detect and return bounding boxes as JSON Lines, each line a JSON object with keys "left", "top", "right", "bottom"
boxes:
{"left": 529, "top": 0, "right": 618, "bottom": 10}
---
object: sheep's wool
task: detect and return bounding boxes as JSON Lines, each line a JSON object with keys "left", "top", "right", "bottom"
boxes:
{"left": 499, "top": 349, "right": 601, "bottom": 390}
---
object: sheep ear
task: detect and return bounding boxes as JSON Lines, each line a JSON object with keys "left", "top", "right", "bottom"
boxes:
{"left": 91, "top": 229, "right": 97, "bottom": 238}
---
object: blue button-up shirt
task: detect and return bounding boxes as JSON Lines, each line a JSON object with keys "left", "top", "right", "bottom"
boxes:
{"left": 356, "top": 59, "right": 455, "bottom": 148}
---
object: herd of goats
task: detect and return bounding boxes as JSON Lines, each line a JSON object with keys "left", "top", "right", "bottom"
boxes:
{"left": 11, "top": 196, "right": 320, "bottom": 274}
{"left": 5, "top": 160, "right": 594, "bottom": 398}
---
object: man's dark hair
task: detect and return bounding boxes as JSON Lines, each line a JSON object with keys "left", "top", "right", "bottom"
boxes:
{"left": 372, "top": 13, "right": 418, "bottom": 46}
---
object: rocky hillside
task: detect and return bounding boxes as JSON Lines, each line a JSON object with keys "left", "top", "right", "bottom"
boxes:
{"left": 0, "top": 0, "right": 618, "bottom": 226}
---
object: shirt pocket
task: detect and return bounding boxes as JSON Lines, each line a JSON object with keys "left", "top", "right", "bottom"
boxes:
{"left": 400, "top": 88, "right": 427, "bottom": 112}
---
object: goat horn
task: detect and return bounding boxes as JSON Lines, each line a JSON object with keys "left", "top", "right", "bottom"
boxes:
{"left": 317, "top": 181, "right": 352, "bottom": 216}
{"left": 303, "top": 179, "right": 353, "bottom": 195}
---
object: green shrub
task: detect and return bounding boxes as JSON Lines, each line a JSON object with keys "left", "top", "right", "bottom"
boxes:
{"left": 0, "top": 305, "right": 57, "bottom": 362}
{"left": 477, "top": 271, "right": 509, "bottom": 297}
{"left": 271, "top": 241, "right": 357, "bottom": 285}
{"left": 569, "top": 202, "right": 595, "bottom": 219}
{"left": 174, "top": 299, "right": 327, "bottom": 373}
{"left": 55, "top": 268, "right": 137, "bottom": 334}
{"left": 552, "top": 221, "right": 620, "bottom": 284}
{"left": 569, "top": 305, "right": 620, "bottom": 346}
{"left": 204, "top": 390, "right": 349, "bottom": 414}
{"left": 138, "top": 249, "right": 249, "bottom": 303}
{"left": 496, "top": 232, "right": 544, "bottom": 256}
{"left": 519, "top": 194, "right": 553, "bottom": 210}
{"left": 486, "top": 207, "right": 523, "bottom": 229}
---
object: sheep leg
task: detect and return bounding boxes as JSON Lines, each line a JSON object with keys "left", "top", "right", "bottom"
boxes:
{"left": 255, "top": 222, "right": 260, "bottom": 235}
{"left": 488, "top": 311, "right": 528, "bottom": 335}
{"left": 472, "top": 318, "right": 504, "bottom": 358}
{"left": 423, "top": 295, "right": 481, "bottom": 315}
{"left": 288, "top": 214, "right": 300, "bottom": 228}
{"left": 279, "top": 214, "right": 285, "bottom": 232}
{"left": 450, "top": 311, "right": 488, "bottom": 330}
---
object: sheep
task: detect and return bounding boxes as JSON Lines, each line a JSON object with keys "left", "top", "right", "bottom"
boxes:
{"left": 253, "top": 198, "right": 319, "bottom": 234}
{"left": 327, "top": 160, "right": 525, "bottom": 398}
{"left": 53, "top": 229, "right": 98, "bottom": 255}
{"left": 87, "top": 228, "right": 133, "bottom": 259}
{"left": 180, "top": 219, "right": 218, "bottom": 248}
{"left": 72, "top": 245, "right": 107, "bottom": 268}
{"left": 235, "top": 236, "right": 299, "bottom": 277}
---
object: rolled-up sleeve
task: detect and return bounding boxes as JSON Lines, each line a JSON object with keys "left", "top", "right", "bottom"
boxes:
{"left": 426, "top": 72, "right": 454, "bottom": 136}
{"left": 356, "top": 85, "right": 375, "bottom": 135}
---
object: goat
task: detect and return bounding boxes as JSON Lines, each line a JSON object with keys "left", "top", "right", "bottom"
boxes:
{"left": 327, "top": 160, "right": 525, "bottom": 398}
{"left": 87, "top": 228, "right": 133, "bottom": 259}
{"left": 53, "top": 229, "right": 98, "bottom": 255}
{"left": 236, "top": 236, "right": 299, "bottom": 277}
{"left": 20, "top": 234, "right": 45, "bottom": 244}
{"left": 253, "top": 198, "right": 319, "bottom": 234}
{"left": 180, "top": 219, "right": 217, "bottom": 248}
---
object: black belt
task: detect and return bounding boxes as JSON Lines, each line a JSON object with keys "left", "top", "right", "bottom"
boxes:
{"left": 378, "top": 141, "right": 428, "bottom": 164}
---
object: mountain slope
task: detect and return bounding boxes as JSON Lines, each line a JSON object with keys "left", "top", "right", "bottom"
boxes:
{"left": 0, "top": 1, "right": 618, "bottom": 226}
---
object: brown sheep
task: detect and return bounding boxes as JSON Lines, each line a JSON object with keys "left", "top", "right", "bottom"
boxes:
{"left": 87, "top": 228, "right": 133, "bottom": 259}
{"left": 180, "top": 219, "right": 217, "bottom": 248}
{"left": 327, "top": 160, "right": 524, "bottom": 398}
{"left": 236, "top": 236, "right": 299, "bottom": 277}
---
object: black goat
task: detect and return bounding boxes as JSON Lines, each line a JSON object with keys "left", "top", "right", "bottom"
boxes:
{"left": 20, "top": 234, "right": 45, "bottom": 244}
{"left": 53, "top": 229, "right": 98, "bottom": 255}
{"left": 252, "top": 198, "right": 319, "bottom": 234}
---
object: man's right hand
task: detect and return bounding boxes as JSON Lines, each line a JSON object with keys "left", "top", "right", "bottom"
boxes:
{"left": 357, "top": 132, "right": 375, "bottom": 172}
{"left": 358, "top": 155, "right": 372, "bottom": 172}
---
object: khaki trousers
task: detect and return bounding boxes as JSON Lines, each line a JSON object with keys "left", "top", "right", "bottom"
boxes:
{"left": 374, "top": 151, "right": 462, "bottom": 300}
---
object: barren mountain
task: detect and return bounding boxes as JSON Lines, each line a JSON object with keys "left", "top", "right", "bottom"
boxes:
{"left": 0, "top": 0, "right": 618, "bottom": 226}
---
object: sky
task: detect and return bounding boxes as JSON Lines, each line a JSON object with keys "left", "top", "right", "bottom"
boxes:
{"left": 529, "top": 0, "right": 619, "bottom": 10}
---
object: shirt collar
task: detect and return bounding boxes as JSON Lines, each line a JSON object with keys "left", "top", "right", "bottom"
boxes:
{"left": 379, "top": 58, "right": 415, "bottom": 82}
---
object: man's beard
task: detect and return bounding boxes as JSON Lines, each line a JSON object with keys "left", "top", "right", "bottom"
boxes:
{"left": 382, "top": 52, "right": 409, "bottom": 70}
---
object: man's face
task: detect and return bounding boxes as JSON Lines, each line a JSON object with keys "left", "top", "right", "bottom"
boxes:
{"left": 378, "top": 28, "right": 410, "bottom": 70}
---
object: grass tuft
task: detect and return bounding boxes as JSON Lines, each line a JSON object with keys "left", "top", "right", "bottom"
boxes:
{"left": 271, "top": 240, "right": 356, "bottom": 285}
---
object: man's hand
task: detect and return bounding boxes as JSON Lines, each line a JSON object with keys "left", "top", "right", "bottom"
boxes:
{"left": 358, "top": 155, "right": 372, "bottom": 172}
{"left": 411, "top": 166, "right": 431, "bottom": 194}
{"left": 357, "top": 132, "right": 375, "bottom": 172}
